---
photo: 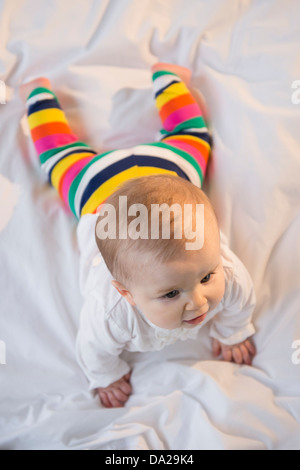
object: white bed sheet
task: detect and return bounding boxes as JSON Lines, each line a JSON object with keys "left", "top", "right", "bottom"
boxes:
{"left": 0, "top": 0, "right": 300, "bottom": 450}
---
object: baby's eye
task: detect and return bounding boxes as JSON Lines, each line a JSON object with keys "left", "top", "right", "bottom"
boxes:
{"left": 201, "top": 273, "right": 211, "bottom": 284}
{"left": 164, "top": 290, "right": 179, "bottom": 299}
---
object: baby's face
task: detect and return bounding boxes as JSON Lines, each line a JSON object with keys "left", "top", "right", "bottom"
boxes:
{"left": 127, "top": 230, "right": 225, "bottom": 330}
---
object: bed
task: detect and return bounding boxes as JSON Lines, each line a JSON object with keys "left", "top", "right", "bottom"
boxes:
{"left": 0, "top": 0, "right": 300, "bottom": 450}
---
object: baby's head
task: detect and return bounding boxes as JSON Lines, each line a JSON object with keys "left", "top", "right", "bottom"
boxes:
{"left": 95, "top": 174, "right": 225, "bottom": 329}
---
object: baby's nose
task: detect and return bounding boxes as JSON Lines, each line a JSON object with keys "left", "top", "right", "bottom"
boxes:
{"left": 187, "top": 286, "right": 207, "bottom": 309}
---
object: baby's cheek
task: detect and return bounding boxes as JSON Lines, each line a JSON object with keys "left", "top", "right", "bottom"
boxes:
{"left": 142, "top": 304, "right": 163, "bottom": 327}
{"left": 146, "top": 304, "right": 181, "bottom": 329}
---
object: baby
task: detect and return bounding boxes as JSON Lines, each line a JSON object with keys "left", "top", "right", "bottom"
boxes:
{"left": 20, "top": 63, "right": 256, "bottom": 408}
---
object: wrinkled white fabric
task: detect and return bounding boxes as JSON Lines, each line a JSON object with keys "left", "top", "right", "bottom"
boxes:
{"left": 0, "top": 0, "right": 300, "bottom": 450}
{"left": 76, "top": 214, "right": 255, "bottom": 389}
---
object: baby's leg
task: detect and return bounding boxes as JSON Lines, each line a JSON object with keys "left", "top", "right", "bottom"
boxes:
{"left": 24, "top": 80, "right": 163, "bottom": 218}
{"left": 23, "top": 67, "right": 211, "bottom": 219}
{"left": 152, "top": 63, "right": 211, "bottom": 187}
{"left": 23, "top": 80, "right": 99, "bottom": 218}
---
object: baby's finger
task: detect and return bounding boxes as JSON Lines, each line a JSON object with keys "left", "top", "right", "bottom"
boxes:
{"left": 212, "top": 339, "right": 221, "bottom": 357}
{"left": 232, "top": 346, "right": 243, "bottom": 364}
{"left": 99, "top": 391, "right": 112, "bottom": 408}
{"left": 107, "top": 391, "right": 124, "bottom": 408}
{"left": 222, "top": 348, "right": 232, "bottom": 362}
{"left": 113, "top": 387, "right": 130, "bottom": 403}
{"left": 245, "top": 339, "right": 256, "bottom": 356}
{"left": 119, "top": 379, "right": 132, "bottom": 395}
{"left": 240, "top": 343, "right": 252, "bottom": 365}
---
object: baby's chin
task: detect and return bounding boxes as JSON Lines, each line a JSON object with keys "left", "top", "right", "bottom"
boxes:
{"left": 153, "top": 320, "right": 204, "bottom": 330}
{"left": 148, "top": 319, "right": 186, "bottom": 330}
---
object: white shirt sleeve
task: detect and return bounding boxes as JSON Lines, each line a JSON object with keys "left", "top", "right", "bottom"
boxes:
{"left": 75, "top": 294, "right": 132, "bottom": 390}
{"left": 209, "top": 241, "right": 256, "bottom": 346}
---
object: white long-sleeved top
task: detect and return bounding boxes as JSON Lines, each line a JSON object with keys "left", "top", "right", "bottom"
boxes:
{"left": 75, "top": 214, "right": 256, "bottom": 390}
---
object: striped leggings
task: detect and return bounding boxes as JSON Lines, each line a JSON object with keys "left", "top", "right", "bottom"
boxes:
{"left": 26, "top": 64, "right": 211, "bottom": 219}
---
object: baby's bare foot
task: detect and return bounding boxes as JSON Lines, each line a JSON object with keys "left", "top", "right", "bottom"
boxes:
{"left": 19, "top": 77, "right": 52, "bottom": 103}
{"left": 152, "top": 62, "right": 192, "bottom": 86}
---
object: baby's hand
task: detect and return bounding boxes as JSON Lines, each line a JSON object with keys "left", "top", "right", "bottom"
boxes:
{"left": 97, "top": 372, "right": 132, "bottom": 408}
{"left": 212, "top": 338, "right": 256, "bottom": 365}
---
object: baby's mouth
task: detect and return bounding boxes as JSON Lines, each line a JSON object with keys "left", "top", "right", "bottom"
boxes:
{"left": 183, "top": 311, "right": 208, "bottom": 326}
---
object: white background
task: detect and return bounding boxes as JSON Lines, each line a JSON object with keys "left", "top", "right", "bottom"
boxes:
{"left": 0, "top": 0, "right": 300, "bottom": 449}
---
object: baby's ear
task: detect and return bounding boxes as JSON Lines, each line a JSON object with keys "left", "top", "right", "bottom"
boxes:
{"left": 111, "top": 280, "right": 136, "bottom": 306}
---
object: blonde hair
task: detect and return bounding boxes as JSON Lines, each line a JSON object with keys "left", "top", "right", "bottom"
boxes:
{"left": 95, "top": 174, "right": 217, "bottom": 287}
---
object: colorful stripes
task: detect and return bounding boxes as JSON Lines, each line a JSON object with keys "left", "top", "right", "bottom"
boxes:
{"left": 26, "top": 65, "right": 211, "bottom": 219}
{"left": 152, "top": 69, "right": 210, "bottom": 180}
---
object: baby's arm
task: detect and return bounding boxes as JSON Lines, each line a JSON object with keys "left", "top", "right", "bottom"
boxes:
{"left": 210, "top": 244, "right": 256, "bottom": 365}
{"left": 209, "top": 287, "right": 256, "bottom": 365}
{"left": 76, "top": 295, "right": 132, "bottom": 407}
